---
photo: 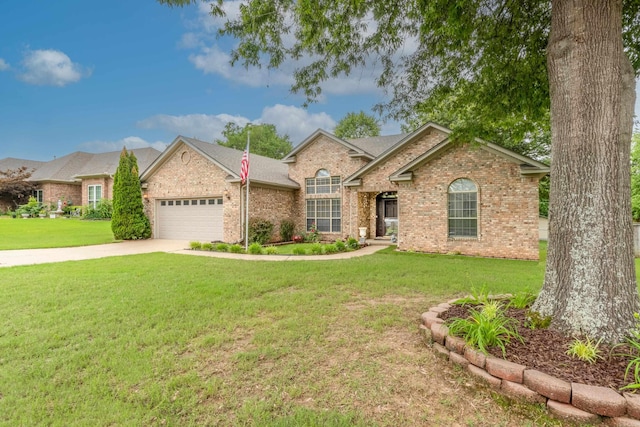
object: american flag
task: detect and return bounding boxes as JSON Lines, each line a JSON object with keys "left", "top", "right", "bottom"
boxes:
{"left": 240, "top": 144, "right": 249, "bottom": 185}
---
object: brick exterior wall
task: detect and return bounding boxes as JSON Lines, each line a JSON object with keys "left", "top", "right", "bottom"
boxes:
{"left": 142, "top": 143, "right": 294, "bottom": 243}
{"left": 287, "top": 134, "right": 368, "bottom": 239}
{"left": 41, "top": 182, "right": 81, "bottom": 207}
{"left": 397, "top": 143, "right": 540, "bottom": 260}
{"left": 143, "top": 143, "right": 241, "bottom": 242}
{"left": 81, "top": 177, "right": 112, "bottom": 206}
{"left": 248, "top": 186, "right": 295, "bottom": 243}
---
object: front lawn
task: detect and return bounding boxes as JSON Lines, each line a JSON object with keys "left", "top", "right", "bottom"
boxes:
{"left": 0, "top": 248, "right": 565, "bottom": 426}
{"left": 0, "top": 217, "right": 114, "bottom": 249}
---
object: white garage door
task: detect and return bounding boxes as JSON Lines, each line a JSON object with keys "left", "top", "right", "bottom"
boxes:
{"left": 157, "top": 198, "right": 224, "bottom": 241}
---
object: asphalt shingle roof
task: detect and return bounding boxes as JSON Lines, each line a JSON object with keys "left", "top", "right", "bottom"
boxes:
{"left": 181, "top": 137, "right": 299, "bottom": 188}
{"left": 346, "top": 134, "right": 409, "bottom": 157}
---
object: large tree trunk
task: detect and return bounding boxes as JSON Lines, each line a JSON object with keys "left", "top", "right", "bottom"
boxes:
{"left": 532, "top": 0, "right": 638, "bottom": 343}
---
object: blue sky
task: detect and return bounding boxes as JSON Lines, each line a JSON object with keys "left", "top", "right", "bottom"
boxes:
{"left": 0, "top": 1, "right": 394, "bottom": 161}
{"left": 1, "top": 2, "right": 638, "bottom": 162}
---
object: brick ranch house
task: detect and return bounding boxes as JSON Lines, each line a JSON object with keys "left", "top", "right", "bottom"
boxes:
{"left": 140, "top": 122, "right": 549, "bottom": 260}
{"left": 0, "top": 148, "right": 160, "bottom": 212}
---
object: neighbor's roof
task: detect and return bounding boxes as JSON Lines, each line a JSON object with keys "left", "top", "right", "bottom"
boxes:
{"left": 0, "top": 157, "right": 45, "bottom": 173}
{"left": 74, "top": 147, "right": 161, "bottom": 178}
{"left": 141, "top": 136, "right": 299, "bottom": 189}
{"left": 0, "top": 148, "right": 162, "bottom": 183}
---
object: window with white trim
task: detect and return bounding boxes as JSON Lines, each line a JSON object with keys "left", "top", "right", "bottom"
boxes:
{"left": 33, "top": 189, "right": 43, "bottom": 203}
{"left": 88, "top": 185, "right": 102, "bottom": 209}
{"left": 448, "top": 178, "right": 478, "bottom": 238}
{"left": 306, "top": 199, "right": 341, "bottom": 232}
{"left": 306, "top": 169, "right": 341, "bottom": 194}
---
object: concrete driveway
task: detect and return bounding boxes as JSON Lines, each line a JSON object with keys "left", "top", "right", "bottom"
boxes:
{"left": 0, "top": 240, "right": 388, "bottom": 268}
{"left": 0, "top": 239, "right": 190, "bottom": 268}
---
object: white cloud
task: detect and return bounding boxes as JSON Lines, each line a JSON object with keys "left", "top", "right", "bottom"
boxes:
{"left": 79, "top": 136, "right": 167, "bottom": 153}
{"left": 183, "top": 3, "right": 384, "bottom": 97}
{"left": 138, "top": 105, "right": 337, "bottom": 145}
{"left": 258, "top": 104, "right": 335, "bottom": 143}
{"left": 137, "top": 113, "right": 249, "bottom": 142}
{"left": 19, "top": 49, "right": 90, "bottom": 86}
{"left": 0, "top": 59, "right": 9, "bottom": 71}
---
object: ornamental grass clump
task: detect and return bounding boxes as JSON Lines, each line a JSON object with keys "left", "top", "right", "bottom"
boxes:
{"left": 189, "top": 241, "right": 202, "bottom": 250}
{"left": 248, "top": 242, "right": 264, "bottom": 255}
{"left": 216, "top": 243, "right": 229, "bottom": 252}
{"left": 201, "top": 242, "right": 214, "bottom": 251}
{"left": 566, "top": 337, "right": 602, "bottom": 364}
{"left": 447, "top": 303, "right": 523, "bottom": 356}
{"left": 616, "top": 313, "right": 640, "bottom": 390}
{"left": 229, "top": 244, "right": 244, "bottom": 254}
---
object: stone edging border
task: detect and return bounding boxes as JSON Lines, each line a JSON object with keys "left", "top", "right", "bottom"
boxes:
{"left": 421, "top": 301, "right": 640, "bottom": 426}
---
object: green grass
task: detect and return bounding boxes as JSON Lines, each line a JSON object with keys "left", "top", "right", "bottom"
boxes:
{"left": 0, "top": 245, "right": 573, "bottom": 426}
{"left": 0, "top": 217, "right": 115, "bottom": 249}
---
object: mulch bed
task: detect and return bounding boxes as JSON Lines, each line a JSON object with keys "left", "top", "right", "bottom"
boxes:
{"left": 440, "top": 304, "right": 636, "bottom": 391}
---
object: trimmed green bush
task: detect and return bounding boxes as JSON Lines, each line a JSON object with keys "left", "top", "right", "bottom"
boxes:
{"left": 216, "top": 243, "right": 229, "bottom": 252}
{"left": 310, "top": 243, "right": 323, "bottom": 254}
{"left": 346, "top": 237, "right": 359, "bottom": 250}
{"left": 201, "top": 242, "right": 214, "bottom": 251}
{"left": 248, "top": 242, "right": 264, "bottom": 254}
{"left": 324, "top": 244, "right": 338, "bottom": 254}
{"left": 334, "top": 239, "right": 347, "bottom": 252}
{"left": 189, "top": 241, "right": 202, "bottom": 250}
{"left": 248, "top": 218, "right": 274, "bottom": 245}
{"left": 279, "top": 219, "right": 295, "bottom": 242}
{"left": 229, "top": 244, "right": 244, "bottom": 254}
{"left": 292, "top": 246, "right": 307, "bottom": 255}
{"left": 265, "top": 246, "right": 278, "bottom": 255}
{"left": 84, "top": 199, "right": 113, "bottom": 220}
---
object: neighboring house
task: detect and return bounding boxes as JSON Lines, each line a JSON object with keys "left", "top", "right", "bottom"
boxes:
{"left": 140, "top": 123, "right": 549, "bottom": 260}
{"left": 0, "top": 148, "right": 161, "bottom": 211}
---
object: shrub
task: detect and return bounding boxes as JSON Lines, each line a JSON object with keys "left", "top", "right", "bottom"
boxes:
{"left": 292, "top": 234, "right": 304, "bottom": 243}
{"left": 310, "top": 243, "right": 323, "bottom": 254}
{"left": 248, "top": 218, "right": 274, "bottom": 245}
{"left": 248, "top": 242, "right": 264, "bottom": 255}
{"left": 508, "top": 291, "right": 537, "bottom": 309}
{"left": 292, "top": 246, "right": 307, "bottom": 255}
{"left": 229, "top": 244, "right": 244, "bottom": 254}
{"left": 111, "top": 149, "right": 151, "bottom": 240}
{"left": 566, "top": 337, "right": 602, "bottom": 364}
{"left": 279, "top": 219, "right": 295, "bottom": 242}
{"left": 265, "top": 246, "right": 278, "bottom": 255}
{"left": 618, "top": 313, "right": 640, "bottom": 390}
{"left": 323, "top": 244, "right": 338, "bottom": 254}
{"left": 447, "top": 305, "right": 523, "bottom": 356}
{"left": 17, "top": 196, "right": 41, "bottom": 217}
{"left": 84, "top": 199, "right": 113, "bottom": 220}
{"left": 334, "top": 239, "right": 347, "bottom": 252}
{"left": 216, "top": 243, "right": 229, "bottom": 252}
{"left": 201, "top": 242, "right": 214, "bottom": 251}
{"left": 190, "top": 241, "right": 202, "bottom": 250}
{"left": 525, "top": 310, "right": 552, "bottom": 329}
{"left": 304, "top": 222, "right": 319, "bottom": 243}
{"left": 346, "top": 236, "right": 359, "bottom": 250}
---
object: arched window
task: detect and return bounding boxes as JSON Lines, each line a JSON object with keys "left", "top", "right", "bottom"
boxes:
{"left": 448, "top": 178, "right": 478, "bottom": 237}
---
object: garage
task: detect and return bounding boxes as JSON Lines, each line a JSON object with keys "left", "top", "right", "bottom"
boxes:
{"left": 156, "top": 198, "right": 224, "bottom": 241}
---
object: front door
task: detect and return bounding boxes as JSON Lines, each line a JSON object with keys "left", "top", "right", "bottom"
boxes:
{"left": 375, "top": 192, "right": 398, "bottom": 237}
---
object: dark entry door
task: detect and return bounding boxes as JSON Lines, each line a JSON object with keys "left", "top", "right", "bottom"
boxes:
{"left": 375, "top": 193, "right": 398, "bottom": 237}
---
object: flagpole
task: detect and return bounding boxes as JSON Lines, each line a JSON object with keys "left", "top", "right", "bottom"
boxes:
{"left": 244, "top": 129, "right": 250, "bottom": 251}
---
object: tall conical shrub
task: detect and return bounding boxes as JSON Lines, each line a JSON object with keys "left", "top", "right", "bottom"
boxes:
{"left": 111, "top": 148, "right": 151, "bottom": 240}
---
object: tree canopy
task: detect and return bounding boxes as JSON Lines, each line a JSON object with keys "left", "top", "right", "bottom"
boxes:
{"left": 334, "top": 111, "right": 381, "bottom": 139}
{"left": 216, "top": 122, "right": 293, "bottom": 159}
{"left": 0, "top": 167, "right": 36, "bottom": 206}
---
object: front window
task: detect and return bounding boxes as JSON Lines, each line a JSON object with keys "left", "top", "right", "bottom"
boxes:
{"left": 306, "top": 169, "right": 341, "bottom": 194}
{"left": 33, "top": 189, "right": 43, "bottom": 203}
{"left": 448, "top": 178, "right": 478, "bottom": 238}
{"left": 306, "top": 199, "right": 341, "bottom": 232}
{"left": 88, "top": 185, "right": 102, "bottom": 209}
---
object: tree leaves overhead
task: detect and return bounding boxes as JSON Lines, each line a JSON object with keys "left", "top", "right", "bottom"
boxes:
{"left": 216, "top": 122, "right": 293, "bottom": 159}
